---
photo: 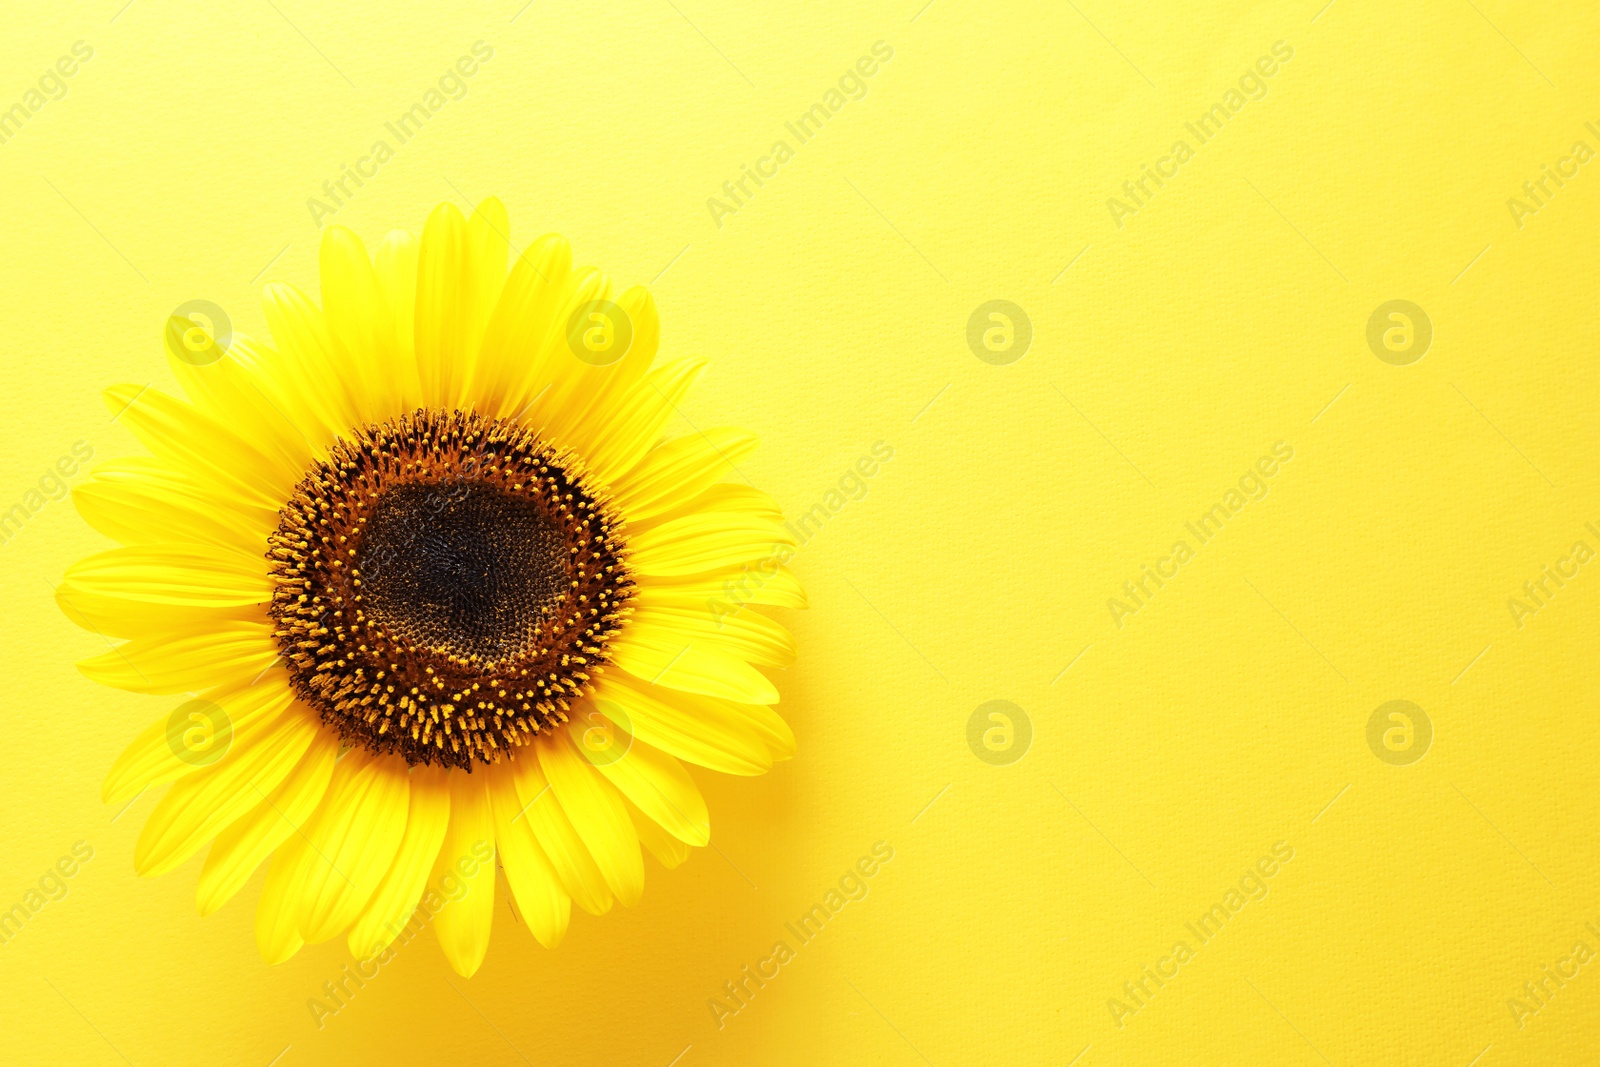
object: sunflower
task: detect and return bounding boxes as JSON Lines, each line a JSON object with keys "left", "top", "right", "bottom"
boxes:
{"left": 57, "top": 199, "right": 802, "bottom": 976}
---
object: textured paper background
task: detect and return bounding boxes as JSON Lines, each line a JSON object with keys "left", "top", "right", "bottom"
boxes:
{"left": 2, "top": 0, "right": 1599, "bottom": 1063}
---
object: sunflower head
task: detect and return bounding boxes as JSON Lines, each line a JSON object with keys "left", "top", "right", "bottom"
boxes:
{"left": 267, "top": 407, "right": 636, "bottom": 769}
{"left": 58, "top": 199, "right": 803, "bottom": 976}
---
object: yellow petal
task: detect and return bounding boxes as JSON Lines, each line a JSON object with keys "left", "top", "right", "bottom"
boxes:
{"left": 261, "top": 282, "right": 362, "bottom": 448}
{"left": 134, "top": 706, "right": 320, "bottom": 876}
{"left": 163, "top": 333, "right": 312, "bottom": 490}
{"left": 257, "top": 842, "right": 307, "bottom": 965}
{"left": 720, "top": 698, "right": 796, "bottom": 760}
{"left": 415, "top": 201, "right": 506, "bottom": 412}
{"left": 196, "top": 730, "right": 338, "bottom": 916}
{"left": 579, "top": 358, "right": 706, "bottom": 489}
{"left": 373, "top": 228, "right": 423, "bottom": 412}
{"left": 60, "top": 543, "right": 272, "bottom": 629}
{"left": 579, "top": 726, "right": 709, "bottom": 847}
{"left": 348, "top": 764, "right": 450, "bottom": 958}
{"left": 540, "top": 727, "right": 643, "bottom": 906}
{"left": 430, "top": 771, "right": 497, "bottom": 977}
{"left": 594, "top": 674, "right": 776, "bottom": 774}
{"left": 627, "top": 484, "right": 785, "bottom": 538}
{"left": 464, "top": 197, "right": 510, "bottom": 360}
{"left": 81, "top": 457, "right": 279, "bottom": 540}
{"left": 295, "top": 752, "right": 411, "bottom": 944}
{"left": 319, "top": 225, "right": 399, "bottom": 424}
{"left": 635, "top": 563, "right": 807, "bottom": 612}
{"left": 506, "top": 748, "right": 614, "bottom": 915}
{"left": 627, "top": 511, "right": 795, "bottom": 578}
{"left": 487, "top": 764, "right": 571, "bottom": 948}
{"left": 609, "top": 626, "right": 779, "bottom": 706}
{"left": 626, "top": 796, "right": 692, "bottom": 869}
{"left": 61, "top": 536, "right": 269, "bottom": 593}
{"left": 102, "top": 384, "right": 283, "bottom": 511}
{"left": 101, "top": 672, "right": 295, "bottom": 803}
{"left": 521, "top": 266, "right": 611, "bottom": 440}
{"left": 610, "top": 428, "right": 758, "bottom": 521}
{"left": 544, "top": 286, "right": 661, "bottom": 464}
{"left": 77, "top": 621, "right": 279, "bottom": 695}
{"left": 72, "top": 478, "right": 267, "bottom": 556}
{"left": 629, "top": 606, "right": 797, "bottom": 668}
{"left": 56, "top": 585, "right": 259, "bottom": 644}
{"left": 470, "top": 233, "right": 574, "bottom": 420}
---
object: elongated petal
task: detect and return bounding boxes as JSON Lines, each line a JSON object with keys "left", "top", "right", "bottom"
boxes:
{"left": 629, "top": 606, "right": 797, "bottom": 668}
{"left": 348, "top": 764, "right": 450, "bottom": 958}
{"left": 464, "top": 198, "right": 510, "bottom": 372}
{"left": 72, "top": 477, "right": 270, "bottom": 556}
{"left": 636, "top": 564, "right": 807, "bottom": 612}
{"left": 78, "top": 622, "right": 279, "bottom": 695}
{"left": 257, "top": 842, "right": 306, "bottom": 965}
{"left": 63, "top": 543, "right": 270, "bottom": 599}
{"left": 719, "top": 699, "right": 796, "bottom": 760}
{"left": 373, "top": 228, "right": 422, "bottom": 412}
{"left": 487, "top": 765, "right": 571, "bottom": 948}
{"left": 430, "top": 771, "right": 496, "bottom": 976}
{"left": 523, "top": 266, "right": 611, "bottom": 440}
{"left": 57, "top": 585, "right": 259, "bottom": 642}
{"left": 540, "top": 728, "right": 643, "bottom": 906}
{"left": 548, "top": 286, "right": 661, "bottom": 465}
{"left": 611, "top": 428, "right": 758, "bottom": 521}
{"left": 102, "top": 385, "right": 283, "bottom": 511}
{"left": 594, "top": 674, "right": 775, "bottom": 774}
{"left": 135, "top": 706, "right": 320, "bottom": 876}
{"left": 473, "top": 234, "right": 575, "bottom": 421}
{"left": 627, "top": 512, "right": 795, "bottom": 578}
{"left": 320, "top": 225, "right": 399, "bottom": 423}
{"left": 82, "top": 457, "right": 280, "bottom": 538}
{"left": 196, "top": 730, "right": 338, "bottom": 916}
{"left": 610, "top": 627, "right": 779, "bottom": 706}
{"left": 101, "top": 672, "right": 295, "bottom": 803}
{"left": 262, "top": 282, "right": 362, "bottom": 447}
{"left": 628, "top": 798, "right": 692, "bottom": 868}
{"left": 295, "top": 752, "right": 410, "bottom": 944}
{"left": 164, "top": 336, "right": 311, "bottom": 490}
{"left": 581, "top": 726, "right": 709, "bottom": 846}
{"left": 507, "top": 749, "right": 613, "bottom": 915}
{"left": 416, "top": 202, "right": 508, "bottom": 411}
{"left": 580, "top": 359, "right": 706, "bottom": 490}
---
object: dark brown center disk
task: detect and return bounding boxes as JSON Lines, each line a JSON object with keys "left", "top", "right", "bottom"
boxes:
{"left": 266, "top": 409, "right": 633, "bottom": 769}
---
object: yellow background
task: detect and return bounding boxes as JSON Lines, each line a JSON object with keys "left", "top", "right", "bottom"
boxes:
{"left": 3, "top": 0, "right": 1599, "bottom": 1063}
